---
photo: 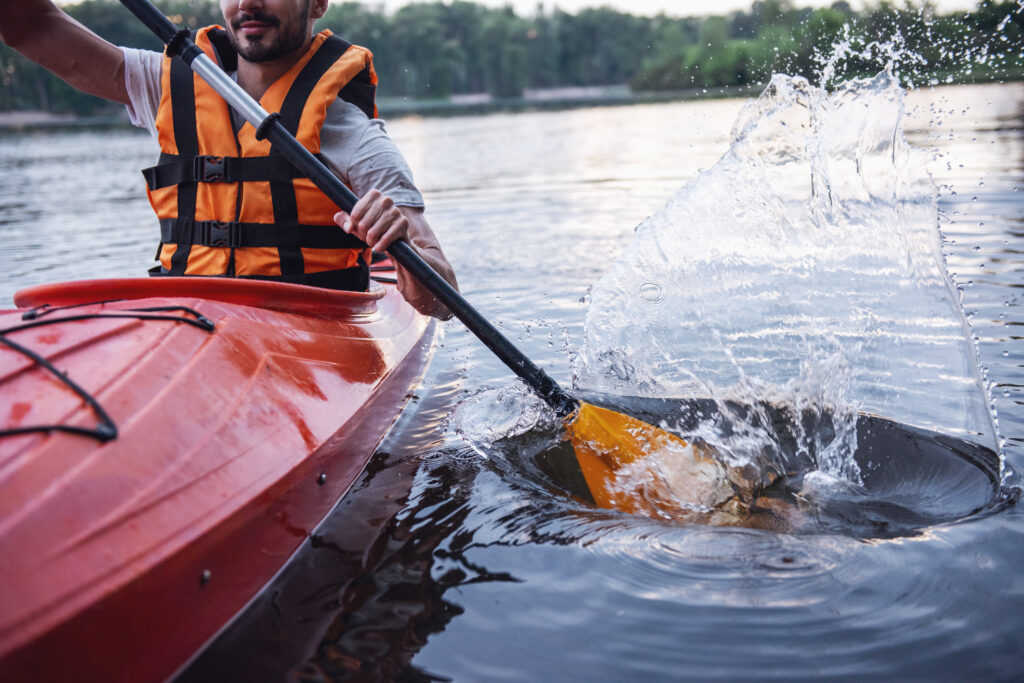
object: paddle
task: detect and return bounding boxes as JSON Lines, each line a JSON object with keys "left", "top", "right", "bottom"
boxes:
{"left": 119, "top": 0, "right": 728, "bottom": 516}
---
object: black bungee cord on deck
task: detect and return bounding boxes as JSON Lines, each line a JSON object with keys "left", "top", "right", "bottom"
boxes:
{"left": 0, "top": 305, "right": 215, "bottom": 443}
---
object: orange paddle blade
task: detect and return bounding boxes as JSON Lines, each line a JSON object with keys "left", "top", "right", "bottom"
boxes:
{"left": 564, "top": 402, "right": 735, "bottom": 516}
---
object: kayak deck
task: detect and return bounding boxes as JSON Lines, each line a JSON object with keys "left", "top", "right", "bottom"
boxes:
{"left": 0, "top": 276, "right": 434, "bottom": 681}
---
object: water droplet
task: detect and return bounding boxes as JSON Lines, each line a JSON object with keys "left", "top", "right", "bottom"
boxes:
{"left": 638, "top": 282, "right": 665, "bottom": 304}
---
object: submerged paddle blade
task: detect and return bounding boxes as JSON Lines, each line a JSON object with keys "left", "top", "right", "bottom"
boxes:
{"left": 564, "top": 402, "right": 736, "bottom": 518}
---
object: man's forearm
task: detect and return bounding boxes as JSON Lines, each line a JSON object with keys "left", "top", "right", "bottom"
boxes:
{"left": 395, "top": 207, "right": 458, "bottom": 320}
{"left": 0, "top": 0, "right": 51, "bottom": 47}
{"left": 0, "top": 0, "right": 129, "bottom": 105}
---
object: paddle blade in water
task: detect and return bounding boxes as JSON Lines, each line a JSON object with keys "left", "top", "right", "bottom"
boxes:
{"left": 564, "top": 402, "right": 736, "bottom": 517}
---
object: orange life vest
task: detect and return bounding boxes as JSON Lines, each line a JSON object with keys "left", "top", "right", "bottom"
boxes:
{"left": 143, "top": 26, "right": 378, "bottom": 290}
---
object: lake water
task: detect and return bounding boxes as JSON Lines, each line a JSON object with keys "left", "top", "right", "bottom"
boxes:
{"left": 1, "top": 80, "right": 1022, "bottom": 679}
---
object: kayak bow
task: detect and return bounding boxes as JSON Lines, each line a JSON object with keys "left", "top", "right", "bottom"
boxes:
{"left": 0, "top": 274, "right": 434, "bottom": 681}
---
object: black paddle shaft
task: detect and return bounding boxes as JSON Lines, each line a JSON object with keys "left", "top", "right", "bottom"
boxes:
{"left": 119, "top": 0, "right": 579, "bottom": 418}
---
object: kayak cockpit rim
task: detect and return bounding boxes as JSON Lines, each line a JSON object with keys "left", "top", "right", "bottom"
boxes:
{"left": 12, "top": 277, "right": 387, "bottom": 318}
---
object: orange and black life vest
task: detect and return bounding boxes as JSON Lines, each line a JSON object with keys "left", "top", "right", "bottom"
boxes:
{"left": 143, "top": 26, "right": 378, "bottom": 290}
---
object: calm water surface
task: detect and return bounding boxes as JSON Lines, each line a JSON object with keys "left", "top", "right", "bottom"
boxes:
{"left": 1, "top": 82, "right": 1022, "bottom": 679}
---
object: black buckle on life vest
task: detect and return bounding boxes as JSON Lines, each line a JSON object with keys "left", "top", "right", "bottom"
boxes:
{"left": 202, "top": 220, "right": 238, "bottom": 248}
{"left": 194, "top": 155, "right": 226, "bottom": 183}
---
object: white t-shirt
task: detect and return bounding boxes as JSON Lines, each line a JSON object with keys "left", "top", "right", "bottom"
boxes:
{"left": 121, "top": 47, "right": 424, "bottom": 208}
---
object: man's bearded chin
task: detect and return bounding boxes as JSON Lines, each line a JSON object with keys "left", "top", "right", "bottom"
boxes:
{"left": 228, "top": 13, "right": 310, "bottom": 63}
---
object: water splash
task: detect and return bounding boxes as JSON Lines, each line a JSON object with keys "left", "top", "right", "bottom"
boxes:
{"left": 816, "top": 24, "right": 926, "bottom": 89}
{"left": 573, "top": 71, "right": 999, "bottom": 494}
{"left": 450, "top": 380, "right": 555, "bottom": 449}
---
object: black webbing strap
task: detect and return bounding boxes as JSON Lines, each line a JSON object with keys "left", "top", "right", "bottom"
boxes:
{"left": 339, "top": 66, "right": 377, "bottom": 119}
{"left": 240, "top": 262, "right": 370, "bottom": 290}
{"left": 339, "top": 51, "right": 377, "bottom": 119}
{"left": 207, "top": 27, "right": 237, "bottom": 72}
{"left": 270, "top": 35, "right": 351, "bottom": 279}
{"left": 168, "top": 52, "right": 198, "bottom": 275}
{"left": 142, "top": 152, "right": 330, "bottom": 190}
{"left": 278, "top": 35, "right": 351, "bottom": 135}
{"left": 158, "top": 217, "right": 367, "bottom": 249}
{"left": 271, "top": 155, "right": 304, "bottom": 275}
{"left": 303, "top": 36, "right": 376, "bottom": 119}
{"left": 147, "top": 264, "right": 370, "bottom": 291}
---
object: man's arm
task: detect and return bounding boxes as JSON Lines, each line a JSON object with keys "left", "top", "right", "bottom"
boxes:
{"left": 396, "top": 205, "right": 458, "bottom": 320}
{"left": 0, "top": 0, "right": 129, "bottom": 105}
{"left": 335, "top": 191, "right": 458, "bottom": 320}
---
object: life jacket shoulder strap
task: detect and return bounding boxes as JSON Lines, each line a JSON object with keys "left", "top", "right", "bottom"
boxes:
{"left": 164, "top": 29, "right": 377, "bottom": 157}
{"left": 332, "top": 38, "right": 378, "bottom": 120}
{"left": 206, "top": 27, "right": 237, "bottom": 72}
{"left": 276, "top": 34, "right": 373, "bottom": 133}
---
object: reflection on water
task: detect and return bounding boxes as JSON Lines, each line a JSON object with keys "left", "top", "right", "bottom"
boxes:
{"left": 0, "top": 129, "right": 155, "bottom": 290}
{"left": 2, "top": 81, "right": 1023, "bottom": 679}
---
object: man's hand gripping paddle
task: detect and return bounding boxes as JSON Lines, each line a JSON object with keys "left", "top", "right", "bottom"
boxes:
{"left": 119, "top": 0, "right": 727, "bottom": 516}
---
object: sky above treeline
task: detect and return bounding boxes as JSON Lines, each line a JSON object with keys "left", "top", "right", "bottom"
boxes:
{"left": 375, "top": 0, "right": 981, "bottom": 17}
{"left": 54, "top": 0, "right": 984, "bottom": 18}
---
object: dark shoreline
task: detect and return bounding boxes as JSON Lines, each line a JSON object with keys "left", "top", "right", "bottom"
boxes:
{"left": 377, "top": 83, "right": 763, "bottom": 118}
{"left": 2, "top": 76, "right": 1018, "bottom": 130}
{"left": 0, "top": 111, "right": 134, "bottom": 132}
{"left": 0, "top": 83, "right": 763, "bottom": 131}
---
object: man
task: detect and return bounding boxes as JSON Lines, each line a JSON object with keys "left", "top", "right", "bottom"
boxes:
{"left": 0, "top": 0, "right": 457, "bottom": 318}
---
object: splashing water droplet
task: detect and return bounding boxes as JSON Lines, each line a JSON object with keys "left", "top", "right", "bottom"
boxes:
{"left": 638, "top": 282, "right": 666, "bottom": 304}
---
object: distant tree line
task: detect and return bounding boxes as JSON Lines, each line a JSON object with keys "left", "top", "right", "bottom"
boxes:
{"left": 1, "top": 0, "right": 1021, "bottom": 115}
{"left": 631, "top": 0, "right": 1024, "bottom": 91}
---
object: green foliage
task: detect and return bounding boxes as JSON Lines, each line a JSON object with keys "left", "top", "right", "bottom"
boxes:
{"left": 632, "top": 0, "right": 1024, "bottom": 90}
{"left": 1, "top": 0, "right": 1022, "bottom": 113}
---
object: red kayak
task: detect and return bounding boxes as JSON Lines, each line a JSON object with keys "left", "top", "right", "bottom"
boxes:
{"left": 0, "top": 273, "right": 435, "bottom": 681}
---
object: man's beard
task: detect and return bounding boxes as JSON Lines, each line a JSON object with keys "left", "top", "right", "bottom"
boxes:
{"left": 228, "top": 6, "right": 311, "bottom": 63}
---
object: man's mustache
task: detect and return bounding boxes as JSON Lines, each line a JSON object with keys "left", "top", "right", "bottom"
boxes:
{"left": 231, "top": 13, "right": 281, "bottom": 29}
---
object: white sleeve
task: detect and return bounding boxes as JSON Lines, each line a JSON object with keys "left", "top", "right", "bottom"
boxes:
{"left": 319, "top": 100, "right": 425, "bottom": 208}
{"left": 120, "top": 47, "right": 163, "bottom": 141}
